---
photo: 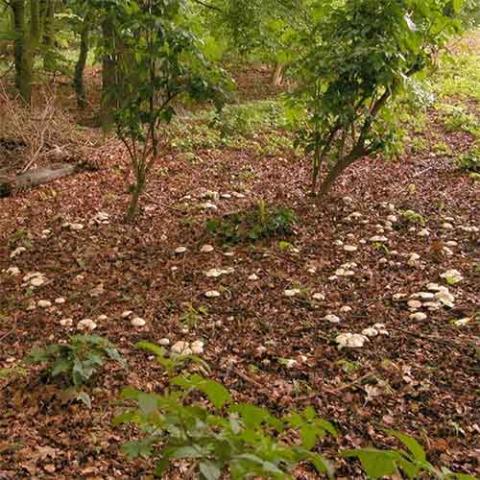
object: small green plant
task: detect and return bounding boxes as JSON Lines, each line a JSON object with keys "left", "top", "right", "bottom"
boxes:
{"left": 399, "top": 209, "right": 426, "bottom": 226}
{"left": 457, "top": 147, "right": 480, "bottom": 173}
{"left": 135, "top": 341, "right": 210, "bottom": 377}
{"left": 207, "top": 200, "right": 296, "bottom": 244}
{"left": 432, "top": 141, "right": 453, "bottom": 156}
{"left": 343, "top": 429, "right": 477, "bottom": 480}
{"left": 115, "top": 343, "right": 336, "bottom": 479}
{"left": 0, "top": 365, "right": 27, "bottom": 381}
{"left": 27, "top": 335, "right": 125, "bottom": 406}
{"left": 336, "top": 359, "right": 361, "bottom": 375}
{"left": 441, "top": 105, "right": 480, "bottom": 137}
{"left": 180, "top": 304, "right": 208, "bottom": 329}
{"left": 210, "top": 100, "right": 289, "bottom": 138}
{"left": 116, "top": 345, "right": 478, "bottom": 479}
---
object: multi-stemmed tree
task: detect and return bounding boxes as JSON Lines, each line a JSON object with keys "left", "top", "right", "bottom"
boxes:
{"left": 293, "top": 0, "right": 466, "bottom": 196}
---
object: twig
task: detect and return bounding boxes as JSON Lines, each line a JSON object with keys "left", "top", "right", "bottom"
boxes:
{"left": 293, "top": 371, "right": 376, "bottom": 402}
{"left": 235, "top": 369, "right": 266, "bottom": 390}
{"left": 389, "top": 326, "right": 478, "bottom": 350}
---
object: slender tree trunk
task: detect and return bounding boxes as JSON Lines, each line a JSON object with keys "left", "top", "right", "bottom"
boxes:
{"left": 311, "top": 143, "right": 321, "bottom": 195}
{"left": 272, "top": 63, "right": 284, "bottom": 87}
{"left": 42, "top": 0, "right": 55, "bottom": 71}
{"left": 11, "top": 0, "right": 46, "bottom": 103}
{"left": 11, "top": 0, "right": 30, "bottom": 102}
{"left": 125, "top": 177, "right": 145, "bottom": 222}
{"left": 318, "top": 149, "right": 364, "bottom": 197}
{"left": 73, "top": 12, "right": 91, "bottom": 109}
{"left": 101, "top": 14, "right": 116, "bottom": 129}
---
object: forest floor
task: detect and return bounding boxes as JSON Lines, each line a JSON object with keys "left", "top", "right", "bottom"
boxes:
{"left": 0, "top": 33, "right": 479, "bottom": 479}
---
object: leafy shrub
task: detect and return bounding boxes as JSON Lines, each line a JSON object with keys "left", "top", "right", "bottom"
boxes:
{"left": 207, "top": 200, "right": 296, "bottom": 244}
{"left": 27, "top": 335, "right": 125, "bottom": 405}
{"left": 210, "top": 100, "right": 289, "bottom": 138}
{"left": 180, "top": 303, "right": 209, "bottom": 329}
{"left": 344, "top": 429, "right": 476, "bottom": 480}
{"left": 440, "top": 105, "right": 480, "bottom": 137}
{"left": 291, "top": 0, "right": 464, "bottom": 195}
{"left": 457, "top": 147, "right": 480, "bottom": 173}
{"left": 116, "top": 343, "right": 478, "bottom": 479}
{"left": 115, "top": 342, "right": 335, "bottom": 479}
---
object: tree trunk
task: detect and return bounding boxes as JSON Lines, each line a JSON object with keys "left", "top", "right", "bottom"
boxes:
{"left": 100, "top": 14, "right": 116, "bottom": 130}
{"left": 73, "top": 12, "right": 91, "bottom": 109}
{"left": 272, "top": 63, "right": 283, "bottom": 87}
{"left": 318, "top": 149, "right": 363, "bottom": 197}
{"left": 42, "top": 0, "right": 55, "bottom": 71}
{"left": 125, "top": 180, "right": 144, "bottom": 222}
{"left": 11, "top": 0, "right": 46, "bottom": 103}
{"left": 11, "top": 0, "right": 30, "bottom": 102}
{"left": 311, "top": 143, "right": 321, "bottom": 195}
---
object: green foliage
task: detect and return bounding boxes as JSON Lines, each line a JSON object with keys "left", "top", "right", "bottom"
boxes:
{"left": 169, "top": 100, "right": 295, "bottom": 156}
{"left": 439, "top": 104, "right": 480, "bottom": 137}
{"left": 400, "top": 209, "right": 426, "bottom": 225}
{"left": 115, "top": 346, "right": 478, "bottom": 479}
{"left": 135, "top": 340, "right": 209, "bottom": 377}
{"left": 114, "top": 344, "right": 335, "bottom": 479}
{"left": 180, "top": 303, "right": 208, "bottom": 329}
{"left": 457, "top": 146, "right": 480, "bottom": 173}
{"left": 0, "top": 365, "right": 27, "bottom": 381}
{"left": 434, "top": 52, "right": 480, "bottom": 101}
{"left": 204, "top": 0, "right": 305, "bottom": 66}
{"left": 207, "top": 200, "right": 296, "bottom": 244}
{"left": 211, "top": 100, "right": 290, "bottom": 138}
{"left": 343, "top": 430, "right": 477, "bottom": 480}
{"left": 27, "top": 335, "right": 124, "bottom": 404}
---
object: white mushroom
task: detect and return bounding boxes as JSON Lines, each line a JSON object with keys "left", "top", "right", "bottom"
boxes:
{"left": 336, "top": 333, "right": 369, "bottom": 349}
{"left": 204, "top": 290, "right": 221, "bottom": 298}
{"left": 323, "top": 314, "right": 341, "bottom": 324}
{"left": 171, "top": 341, "right": 192, "bottom": 356}
{"left": 410, "top": 312, "right": 427, "bottom": 321}
{"left": 131, "top": 317, "right": 146, "bottom": 327}
{"left": 77, "top": 319, "right": 97, "bottom": 331}
{"left": 37, "top": 300, "right": 52, "bottom": 308}
{"left": 284, "top": 288, "right": 301, "bottom": 297}
{"left": 191, "top": 340, "right": 205, "bottom": 355}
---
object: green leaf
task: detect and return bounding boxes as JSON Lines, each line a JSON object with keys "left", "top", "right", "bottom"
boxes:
{"left": 230, "top": 403, "right": 283, "bottom": 431}
{"left": 138, "top": 392, "right": 159, "bottom": 415}
{"left": 170, "top": 445, "right": 207, "bottom": 459}
{"left": 172, "top": 374, "right": 231, "bottom": 409}
{"left": 342, "top": 448, "right": 401, "bottom": 479}
{"left": 452, "top": 0, "right": 464, "bottom": 14}
{"left": 112, "top": 409, "right": 138, "bottom": 426}
{"left": 122, "top": 439, "right": 154, "bottom": 458}
{"left": 387, "top": 430, "right": 426, "bottom": 462}
{"left": 306, "top": 452, "right": 335, "bottom": 478}
{"left": 135, "top": 341, "right": 167, "bottom": 358}
{"left": 51, "top": 358, "right": 72, "bottom": 377}
{"left": 199, "top": 461, "right": 221, "bottom": 480}
{"left": 76, "top": 390, "right": 92, "bottom": 408}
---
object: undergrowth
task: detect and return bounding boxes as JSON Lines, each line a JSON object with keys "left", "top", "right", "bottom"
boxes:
{"left": 206, "top": 200, "right": 296, "bottom": 244}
